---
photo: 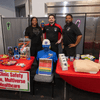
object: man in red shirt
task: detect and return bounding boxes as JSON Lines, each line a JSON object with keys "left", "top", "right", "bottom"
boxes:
{"left": 43, "top": 14, "right": 63, "bottom": 56}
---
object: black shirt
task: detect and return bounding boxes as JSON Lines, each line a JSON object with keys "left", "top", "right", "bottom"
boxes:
{"left": 43, "top": 23, "right": 62, "bottom": 42}
{"left": 63, "top": 22, "right": 82, "bottom": 46}
{"left": 25, "top": 25, "right": 42, "bottom": 45}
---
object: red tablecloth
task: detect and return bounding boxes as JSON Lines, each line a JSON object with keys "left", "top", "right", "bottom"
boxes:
{"left": 0, "top": 56, "right": 35, "bottom": 71}
{"left": 56, "top": 59, "right": 100, "bottom": 94}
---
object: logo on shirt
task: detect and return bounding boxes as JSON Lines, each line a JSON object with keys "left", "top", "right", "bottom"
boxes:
{"left": 54, "top": 27, "right": 57, "bottom": 32}
{"left": 67, "top": 27, "right": 70, "bottom": 31}
{"left": 33, "top": 28, "right": 40, "bottom": 35}
{"left": 48, "top": 53, "right": 53, "bottom": 57}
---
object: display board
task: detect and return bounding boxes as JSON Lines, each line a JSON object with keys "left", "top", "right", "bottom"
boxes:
{"left": 38, "top": 58, "right": 52, "bottom": 76}
{"left": 0, "top": 70, "right": 30, "bottom": 92}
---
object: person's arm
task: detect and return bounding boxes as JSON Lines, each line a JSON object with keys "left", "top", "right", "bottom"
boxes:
{"left": 40, "top": 28, "right": 43, "bottom": 42}
{"left": 61, "top": 29, "right": 64, "bottom": 49}
{"left": 61, "top": 40, "right": 64, "bottom": 49}
{"left": 56, "top": 35, "right": 63, "bottom": 44}
{"left": 68, "top": 35, "right": 82, "bottom": 48}
{"left": 42, "top": 33, "right": 45, "bottom": 41}
{"left": 25, "top": 27, "right": 29, "bottom": 38}
{"left": 56, "top": 25, "right": 63, "bottom": 44}
{"left": 69, "top": 24, "right": 82, "bottom": 48}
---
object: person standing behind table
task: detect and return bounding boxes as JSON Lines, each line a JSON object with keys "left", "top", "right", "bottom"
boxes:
{"left": 25, "top": 17, "right": 42, "bottom": 57}
{"left": 62, "top": 14, "right": 82, "bottom": 57}
{"left": 42, "top": 14, "right": 63, "bottom": 56}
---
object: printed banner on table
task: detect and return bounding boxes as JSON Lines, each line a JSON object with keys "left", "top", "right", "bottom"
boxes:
{"left": 38, "top": 58, "right": 52, "bottom": 76}
{"left": 0, "top": 70, "right": 30, "bottom": 92}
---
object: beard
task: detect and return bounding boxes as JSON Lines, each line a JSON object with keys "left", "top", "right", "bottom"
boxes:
{"left": 66, "top": 21, "right": 72, "bottom": 25}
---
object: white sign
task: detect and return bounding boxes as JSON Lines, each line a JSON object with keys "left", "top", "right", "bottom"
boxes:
{"left": 0, "top": 70, "right": 30, "bottom": 92}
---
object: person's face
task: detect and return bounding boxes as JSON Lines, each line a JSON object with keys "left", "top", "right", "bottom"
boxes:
{"left": 32, "top": 18, "right": 37, "bottom": 26}
{"left": 65, "top": 15, "right": 73, "bottom": 24}
{"left": 48, "top": 16, "right": 55, "bottom": 24}
{"left": 44, "top": 46, "right": 49, "bottom": 51}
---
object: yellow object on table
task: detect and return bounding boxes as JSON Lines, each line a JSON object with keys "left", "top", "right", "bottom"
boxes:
{"left": 2, "top": 55, "right": 8, "bottom": 58}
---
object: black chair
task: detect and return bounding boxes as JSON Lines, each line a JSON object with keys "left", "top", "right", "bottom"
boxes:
{"left": 33, "top": 73, "right": 55, "bottom": 98}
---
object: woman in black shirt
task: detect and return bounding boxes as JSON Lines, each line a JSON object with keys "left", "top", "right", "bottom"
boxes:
{"left": 25, "top": 17, "right": 42, "bottom": 57}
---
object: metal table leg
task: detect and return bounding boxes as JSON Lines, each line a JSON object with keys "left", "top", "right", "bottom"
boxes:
{"left": 19, "top": 91, "right": 21, "bottom": 98}
{"left": 64, "top": 81, "right": 66, "bottom": 100}
{"left": 64, "top": 81, "right": 70, "bottom": 100}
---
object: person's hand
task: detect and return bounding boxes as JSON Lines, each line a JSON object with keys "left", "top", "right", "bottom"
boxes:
{"left": 68, "top": 44, "right": 76, "bottom": 48}
{"left": 62, "top": 44, "right": 64, "bottom": 49}
{"left": 55, "top": 39, "right": 62, "bottom": 44}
